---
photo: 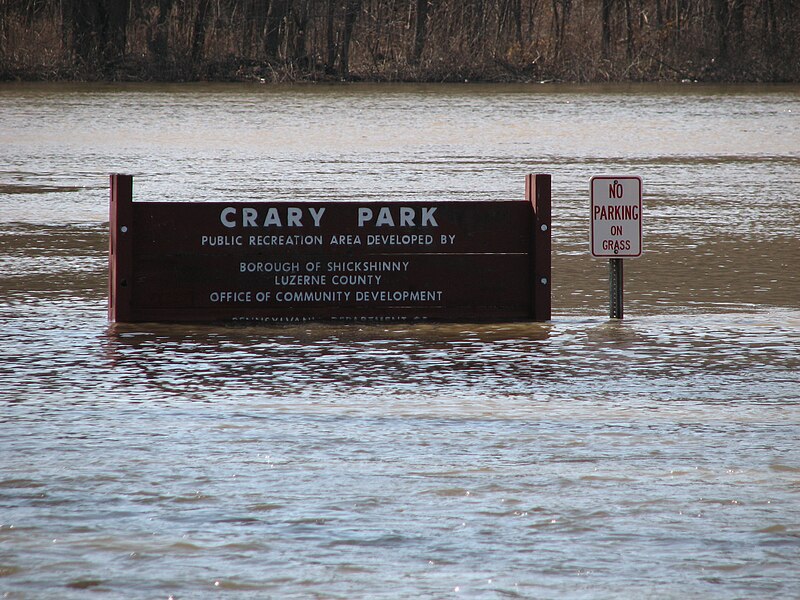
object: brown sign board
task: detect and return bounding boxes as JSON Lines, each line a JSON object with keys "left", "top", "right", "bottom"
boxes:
{"left": 109, "top": 174, "right": 551, "bottom": 323}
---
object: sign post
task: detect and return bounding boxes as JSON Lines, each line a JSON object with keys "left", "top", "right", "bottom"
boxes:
{"left": 609, "top": 257, "right": 623, "bottom": 319}
{"left": 590, "top": 176, "right": 642, "bottom": 319}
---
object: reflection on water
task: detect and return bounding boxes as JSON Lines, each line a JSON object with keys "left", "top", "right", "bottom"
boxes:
{"left": 1, "top": 83, "right": 799, "bottom": 598}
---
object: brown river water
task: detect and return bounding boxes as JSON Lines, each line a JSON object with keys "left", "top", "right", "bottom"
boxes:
{"left": 1, "top": 82, "right": 799, "bottom": 598}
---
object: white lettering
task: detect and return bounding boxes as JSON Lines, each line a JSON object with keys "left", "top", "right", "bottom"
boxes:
{"left": 248, "top": 235, "right": 324, "bottom": 246}
{"left": 366, "top": 234, "right": 434, "bottom": 246}
{"left": 202, "top": 235, "right": 243, "bottom": 246}
{"left": 326, "top": 261, "right": 409, "bottom": 273}
{"left": 287, "top": 207, "right": 302, "bottom": 227}
{"left": 399, "top": 206, "right": 415, "bottom": 226}
{"left": 309, "top": 207, "right": 326, "bottom": 227}
{"left": 275, "top": 291, "right": 352, "bottom": 302}
{"left": 358, "top": 207, "right": 373, "bottom": 227}
{"left": 220, "top": 207, "right": 236, "bottom": 228}
{"left": 421, "top": 207, "right": 438, "bottom": 226}
{"left": 239, "top": 262, "right": 300, "bottom": 273}
{"left": 354, "top": 290, "right": 442, "bottom": 302}
{"left": 263, "top": 207, "right": 281, "bottom": 227}
{"left": 330, "top": 234, "right": 362, "bottom": 245}
{"left": 357, "top": 206, "right": 439, "bottom": 228}
{"left": 375, "top": 206, "right": 395, "bottom": 227}
{"left": 274, "top": 274, "right": 327, "bottom": 285}
{"left": 331, "top": 274, "right": 382, "bottom": 285}
{"left": 218, "top": 207, "right": 327, "bottom": 229}
{"left": 210, "top": 291, "right": 252, "bottom": 302}
{"left": 242, "top": 208, "right": 258, "bottom": 227}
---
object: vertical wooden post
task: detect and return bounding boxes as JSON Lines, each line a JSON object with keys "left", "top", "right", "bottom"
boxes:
{"left": 609, "top": 257, "right": 623, "bottom": 319}
{"left": 527, "top": 173, "right": 551, "bottom": 321}
{"left": 109, "top": 174, "right": 133, "bottom": 322}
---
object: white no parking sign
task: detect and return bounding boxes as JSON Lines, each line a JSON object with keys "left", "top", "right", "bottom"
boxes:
{"left": 591, "top": 176, "right": 642, "bottom": 258}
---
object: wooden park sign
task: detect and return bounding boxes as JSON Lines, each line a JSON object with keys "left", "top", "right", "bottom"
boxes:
{"left": 109, "top": 174, "right": 551, "bottom": 323}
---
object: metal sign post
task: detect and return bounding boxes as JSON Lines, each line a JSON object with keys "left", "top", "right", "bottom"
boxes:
{"left": 609, "top": 257, "right": 623, "bottom": 319}
{"left": 590, "top": 176, "right": 642, "bottom": 319}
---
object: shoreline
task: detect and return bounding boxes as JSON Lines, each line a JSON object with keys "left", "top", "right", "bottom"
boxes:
{"left": 3, "top": 60, "right": 797, "bottom": 85}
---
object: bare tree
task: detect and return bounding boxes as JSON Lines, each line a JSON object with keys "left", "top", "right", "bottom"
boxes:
{"left": 339, "top": 0, "right": 362, "bottom": 76}
{"left": 601, "top": 0, "right": 613, "bottom": 58}
{"left": 411, "top": 0, "right": 428, "bottom": 65}
{"left": 265, "top": 0, "right": 291, "bottom": 59}
{"left": 65, "top": 0, "right": 128, "bottom": 65}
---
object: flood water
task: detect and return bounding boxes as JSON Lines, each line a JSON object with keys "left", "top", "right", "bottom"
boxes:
{"left": 1, "top": 82, "right": 799, "bottom": 598}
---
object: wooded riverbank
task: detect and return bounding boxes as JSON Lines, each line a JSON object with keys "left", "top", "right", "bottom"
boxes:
{"left": 1, "top": 0, "right": 798, "bottom": 82}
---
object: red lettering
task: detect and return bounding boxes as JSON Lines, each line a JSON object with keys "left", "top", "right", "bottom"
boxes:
{"left": 594, "top": 204, "right": 640, "bottom": 221}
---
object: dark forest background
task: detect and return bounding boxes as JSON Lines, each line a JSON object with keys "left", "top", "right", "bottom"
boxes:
{"left": 1, "top": 0, "right": 798, "bottom": 81}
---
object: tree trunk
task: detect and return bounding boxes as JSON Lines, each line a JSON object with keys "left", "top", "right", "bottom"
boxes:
{"left": 512, "top": 0, "right": 523, "bottom": 43}
{"left": 731, "top": 0, "right": 745, "bottom": 41}
{"left": 70, "top": 0, "right": 103, "bottom": 63}
{"left": 554, "top": 0, "right": 571, "bottom": 59}
{"left": 289, "top": 0, "right": 309, "bottom": 69}
{"left": 339, "top": 0, "right": 361, "bottom": 77}
{"left": 714, "top": 0, "right": 729, "bottom": 60}
{"left": 148, "top": 0, "right": 172, "bottom": 60}
{"left": 265, "top": 0, "right": 291, "bottom": 60}
{"left": 624, "top": 0, "right": 634, "bottom": 60}
{"left": 601, "top": 0, "right": 613, "bottom": 58}
{"left": 325, "top": 0, "right": 336, "bottom": 73}
{"left": 411, "top": 0, "right": 428, "bottom": 65}
{"left": 471, "top": 0, "right": 485, "bottom": 51}
{"left": 105, "top": 0, "right": 128, "bottom": 61}
{"left": 190, "top": 0, "right": 211, "bottom": 63}
{"left": 66, "top": 0, "right": 129, "bottom": 66}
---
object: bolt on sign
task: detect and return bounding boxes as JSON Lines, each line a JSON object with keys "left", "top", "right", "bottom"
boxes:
{"left": 590, "top": 176, "right": 642, "bottom": 258}
{"left": 108, "top": 174, "right": 552, "bottom": 323}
